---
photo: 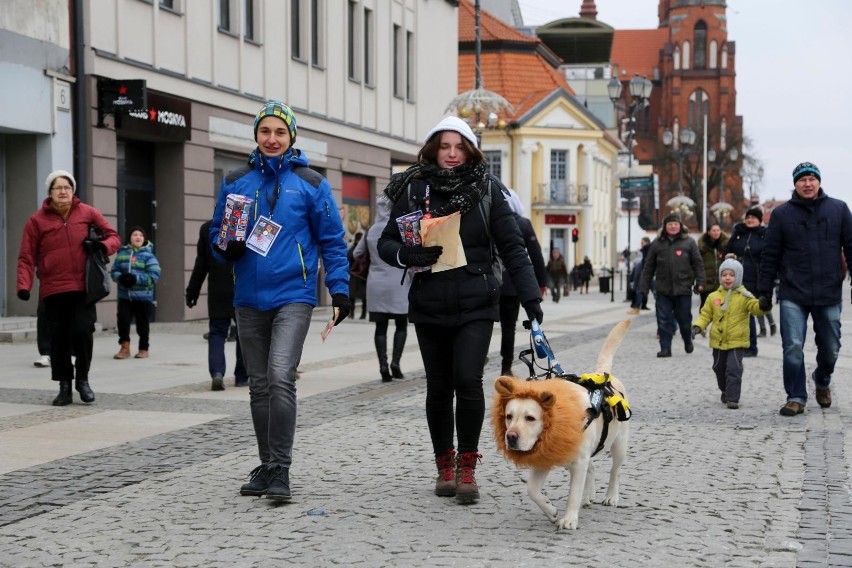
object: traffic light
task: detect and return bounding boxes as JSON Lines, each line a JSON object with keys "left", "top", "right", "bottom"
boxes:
{"left": 571, "top": 228, "right": 579, "bottom": 243}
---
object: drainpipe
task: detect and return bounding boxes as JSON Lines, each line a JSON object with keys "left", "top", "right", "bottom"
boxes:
{"left": 71, "top": 0, "right": 88, "bottom": 202}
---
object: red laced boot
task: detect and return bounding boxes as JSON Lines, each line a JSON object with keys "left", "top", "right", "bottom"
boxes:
{"left": 455, "top": 452, "right": 482, "bottom": 504}
{"left": 434, "top": 449, "right": 456, "bottom": 497}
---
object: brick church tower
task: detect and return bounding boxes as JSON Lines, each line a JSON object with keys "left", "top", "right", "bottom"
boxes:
{"left": 612, "top": 0, "right": 743, "bottom": 229}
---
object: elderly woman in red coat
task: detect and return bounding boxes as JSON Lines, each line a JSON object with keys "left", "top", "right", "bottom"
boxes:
{"left": 17, "top": 170, "right": 120, "bottom": 406}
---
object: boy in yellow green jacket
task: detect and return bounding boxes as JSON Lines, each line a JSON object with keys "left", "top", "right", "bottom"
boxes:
{"left": 692, "top": 255, "right": 766, "bottom": 409}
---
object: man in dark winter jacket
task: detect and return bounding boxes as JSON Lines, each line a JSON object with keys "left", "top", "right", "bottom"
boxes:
{"left": 186, "top": 220, "right": 247, "bottom": 391}
{"left": 498, "top": 189, "right": 548, "bottom": 376}
{"left": 640, "top": 214, "right": 705, "bottom": 357}
{"left": 758, "top": 162, "right": 852, "bottom": 416}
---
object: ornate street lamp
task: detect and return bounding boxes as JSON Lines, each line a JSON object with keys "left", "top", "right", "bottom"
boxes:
{"left": 662, "top": 127, "right": 697, "bottom": 217}
{"left": 609, "top": 73, "right": 653, "bottom": 298}
{"left": 708, "top": 146, "right": 739, "bottom": 223}
{"left": 608, "top": 74, "right": 653, "bottom": 169}
{"left": 445, "top": 0, "right": 513, "bottom": 141}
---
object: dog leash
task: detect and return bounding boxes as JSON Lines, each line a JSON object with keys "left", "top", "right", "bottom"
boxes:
{"left": 517, "top": 325, "right": 631, "bottom": 456}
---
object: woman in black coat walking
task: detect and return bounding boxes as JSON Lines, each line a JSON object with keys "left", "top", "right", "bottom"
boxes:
{"left": 378, "top": 116, "right": 542, "bottom": 505}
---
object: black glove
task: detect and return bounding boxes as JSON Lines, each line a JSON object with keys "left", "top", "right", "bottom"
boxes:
{"left": 693, "top": 284, "right": 704, "bottom": 295}
{"left": 691, "top": 326, "right": 701, "bottom": 340}
{"left": 219, "top": 239, "right": 247, "bottom": 262}
{"left": 119, "top": 273, "right": 136, "bottom": 288}
{"left": 17, "top": 290, "right": 30, "bottom": 301}
{"left": 83, "top": 239, "right": 106, "bottom": 255}
{"left": 397, "top": 245, "right": 443, "bottom": 267}
{"left": 331, "top": 294, "right": 353, "bottom": 325}
{"left": 523, "top": 300, "right": 544, "bottom": 325}
{"left": 186, "top": 293, "right": 197, "bottom": 308}
{"left": 758, "top": 295, "right": 772, "bottom": 312}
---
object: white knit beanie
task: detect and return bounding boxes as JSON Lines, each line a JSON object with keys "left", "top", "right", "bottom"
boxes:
{"left": 45, "top": 170, "right": 76, "bottom": 194}
{"left": 424, "top": 116, "right": 478, "bottom": 148}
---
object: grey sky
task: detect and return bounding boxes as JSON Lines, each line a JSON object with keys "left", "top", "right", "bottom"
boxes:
{"left": 518, "top": 0, "right": 852, "bottom": 208}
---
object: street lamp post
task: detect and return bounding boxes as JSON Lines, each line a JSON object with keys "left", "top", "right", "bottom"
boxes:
{"left": 608, "top": 73, "right": 653, "bottom": 302}
{"left": 662, "top": 127, "right": 697, "bottom": 219}
{"left": 708, "top": 146, "right": 739, "bottom": 225}
{"left": 608, "top": 74, "right": 653, "bottom": 170}
{"left": 445, "top": 0, "right": 512, "bottom": 142}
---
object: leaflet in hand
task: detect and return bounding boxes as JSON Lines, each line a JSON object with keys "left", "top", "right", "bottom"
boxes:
{"left": 396, "top": 210, "right": 429, "bottom": 273}
{"left": 217, "top": 194, "right": 253, "bottom": 249}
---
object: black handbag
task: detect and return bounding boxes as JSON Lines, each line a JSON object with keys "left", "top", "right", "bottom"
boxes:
{"left": 85, "top": 225, "right": 111, "bottom": 305}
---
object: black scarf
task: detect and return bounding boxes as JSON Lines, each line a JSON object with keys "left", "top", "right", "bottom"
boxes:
{"left": 384, "top": 162, "right": 489, "bottom": 217}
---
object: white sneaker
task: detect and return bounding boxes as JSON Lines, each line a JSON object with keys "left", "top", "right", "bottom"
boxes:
{"left": 34, "top": 355, "right": 51, "bottom": 368}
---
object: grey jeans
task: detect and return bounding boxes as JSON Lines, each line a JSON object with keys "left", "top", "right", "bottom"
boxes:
{"left": 236, "top": 303, "right": 313, "bottom": 468}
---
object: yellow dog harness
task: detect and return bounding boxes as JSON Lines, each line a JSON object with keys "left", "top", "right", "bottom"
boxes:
{"left": 562, "top": 372, "right": 631, "bottom": 457}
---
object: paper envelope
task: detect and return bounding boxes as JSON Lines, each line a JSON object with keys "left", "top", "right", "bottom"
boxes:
{"left": 420, "top": 212, "right": 467, "bottom": 273}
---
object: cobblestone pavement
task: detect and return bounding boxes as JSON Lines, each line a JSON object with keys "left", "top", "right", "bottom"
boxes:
{"left": 1, "top": 294, "right": 851, "bottom": 567}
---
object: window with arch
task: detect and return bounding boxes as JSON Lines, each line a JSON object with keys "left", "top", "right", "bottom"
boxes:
{"left": 682, "top": 41, "right": 691, "bottom": 70}
{"left": 721, "top": 44, "right": 728, "bottom": 69}
{"left": 688, "top": 89, "right": 709, "bottom": 129}
{"left": 693, "top": 21, "right": 707, "bottom": 70}
{"left": 673, "top": 45, "right": 680, "bottom": 70}
{"left": 709, "top": 40, "right": 718, "bottom": 69}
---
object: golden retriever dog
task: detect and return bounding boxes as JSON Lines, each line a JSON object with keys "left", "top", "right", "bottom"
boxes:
{"left": 492, "top": 319, "right": 631, "bottom": 530}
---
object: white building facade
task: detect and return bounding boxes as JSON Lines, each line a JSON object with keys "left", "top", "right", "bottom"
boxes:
{"left": 3, "top": 0, "right": 459, "bottom": 323}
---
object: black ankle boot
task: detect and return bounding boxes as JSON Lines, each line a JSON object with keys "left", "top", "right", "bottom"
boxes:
{"left": 76, "top": 380, "right": 95, "bottom": 403}
{"left": 266, "top": 466, "right": 291, "bottom": 501}
{"left": 375, "top": 334, "right": 391, "bottom": 382}
{"left": 53, "top": 381, "right": 72, "bottom": 406}
{"left": 391, "top": 329, "right": 406, "bottom": 379}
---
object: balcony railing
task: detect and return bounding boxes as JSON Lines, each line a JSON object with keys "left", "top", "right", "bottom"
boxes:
{"left": 534, "top": 181, "right": 590, "bottom": 206}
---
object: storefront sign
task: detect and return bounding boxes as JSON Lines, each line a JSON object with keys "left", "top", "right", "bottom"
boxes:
{"left": 545, "top": 214, "right": 576, "bottom": 225}
{"left": 116, "top": 91, "right": 192, "bottom": 141}
{"left": 99, "top": 79, "right": 147, "bottom": 113}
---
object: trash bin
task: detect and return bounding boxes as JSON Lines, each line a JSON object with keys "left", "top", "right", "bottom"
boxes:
{"left": 599, "top": 276, "right": 611, "bottom": 294}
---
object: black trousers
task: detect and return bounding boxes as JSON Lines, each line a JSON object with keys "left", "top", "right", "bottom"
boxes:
{"left": 117, "top": 298, "right": 151, "bottom": 350}
{"left": 37, "top": 299, "right": 51, "bottom": 356}
{"left": 43, "top": 292, "right": 96, "bottom": 383}
{"left": 415, "top": 319, "right": 492, "bottom": 456}
{"left": 499, "top": 295, "right": 521, "bottom": 370}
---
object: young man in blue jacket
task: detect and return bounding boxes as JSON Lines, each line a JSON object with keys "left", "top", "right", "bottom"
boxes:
{"left": 758, "top": 162, "right": 852, "bottom": 416}
{"left": 209, "top": 101, "right": 352, "bottom": 500}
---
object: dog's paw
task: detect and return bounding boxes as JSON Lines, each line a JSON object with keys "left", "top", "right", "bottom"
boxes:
{"left": 556, "top": 513, "right": 579, "bottom": 530}
{"left": 544, "top": 504, "right": 558, "bottom": 522}
{"left": 601, "top": 494, "right": 620, "bottom": 507}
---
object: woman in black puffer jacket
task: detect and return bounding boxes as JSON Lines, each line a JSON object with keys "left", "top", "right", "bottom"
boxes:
{"left": 378, "top": 116, "right": 542, "bottom": 505}
{"left": 725, "top": 207, "right": 768, "bottom": 356}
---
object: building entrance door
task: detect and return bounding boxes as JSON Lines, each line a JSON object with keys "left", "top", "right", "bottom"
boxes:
{"left": 117, "top": 140, "right": 157, "bottom": 319}
{"left": 117, "top": 141, "right": 156, "bottom": 243}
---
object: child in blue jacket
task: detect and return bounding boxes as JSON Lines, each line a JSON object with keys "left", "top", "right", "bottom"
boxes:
{"left": 110, "top": 226, "right": 161, "bottom": 359}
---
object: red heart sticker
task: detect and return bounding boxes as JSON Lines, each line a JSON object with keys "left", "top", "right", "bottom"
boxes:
{"left": 675, "top": 250, "right": 683, "bottom": 256}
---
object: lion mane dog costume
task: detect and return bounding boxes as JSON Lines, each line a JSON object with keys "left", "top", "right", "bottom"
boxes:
{"left": 492, "top": 319, "right": 631, "bottom": 530}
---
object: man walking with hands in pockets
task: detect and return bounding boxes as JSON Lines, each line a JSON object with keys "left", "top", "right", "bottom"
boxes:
{"left": 758, "top": 162, "right": 852, "bottom": 416}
